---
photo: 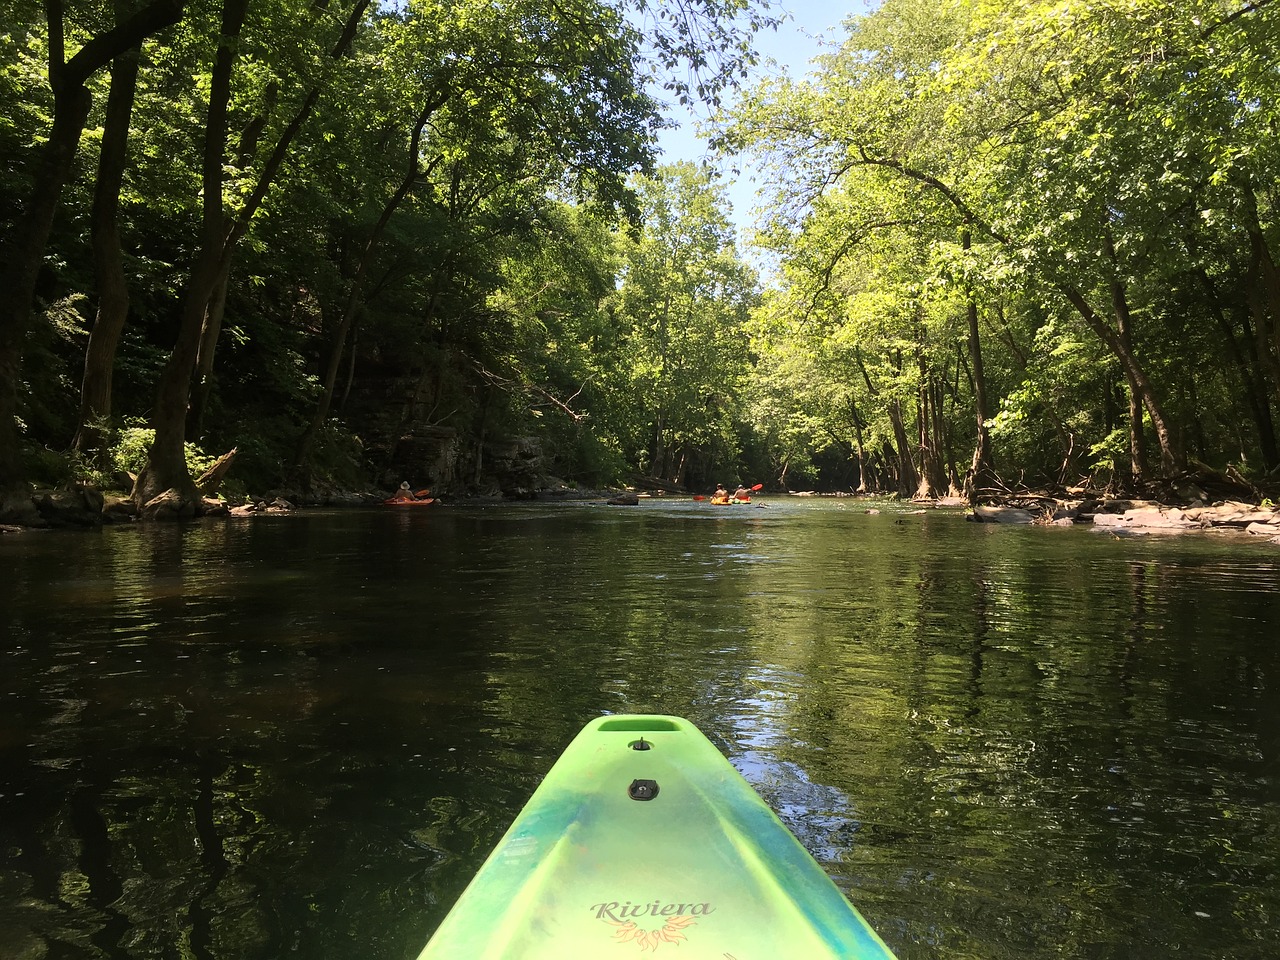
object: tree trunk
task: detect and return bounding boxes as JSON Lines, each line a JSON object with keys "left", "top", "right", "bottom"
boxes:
{"left": 187, "top": 271, "right": 229, "bottom": 440}
{"left": 1236, "top": 175, "right": 1280, "bottom": 424}
{"left": 1058, "top": 283, "right": 1183, "bottom": 473}
{"left": 472, "top": 389, "right": 491, "bottom": 487}
{"left": 194, "top": 446, "right": 237, "bottom": 496}
{"left": 74, "top": 17, "right": 143, "bottom": 463}
{"left": 915, "top": 352, "right": 946, "bottom": 498}
{"left": 854, "top": 347, "right": 893, "bottom": 493}
{"left": 847, "top": 396, "right": 869, "bottom": 493}
{"left": 184, "top": 79, "right": 275, "bottom": 441}
{"left": 961, "top": 230, "right": 994, "bottom": 503}
{"left": 1104, "top": 231, "right": 1146, "bottom": 481}
{"left": 139, "top": 0, "right": 371, "bottom": 507}
{"left": 0, "top": 82, "right": 91, "bottom": 495}
{"left": 888, "top": 397, "right": 920, "bottom": 497}
{"left": 134, "top": 0, "right": 247, "bottom": 508}
{"left": 0, "top": 0, "right": 185, "bottom": 502}
{"left": 293, "top": 100, "right": 446, "bottom": 472}
{"left": 1196, "top": 267, "right": 1278, "bottom": 470}
{"left": 650, "top": 413, "right": 667, "bottom": 480}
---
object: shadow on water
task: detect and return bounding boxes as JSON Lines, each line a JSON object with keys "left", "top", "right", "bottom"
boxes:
{"left": 1, "top": 499, "right": 1278, "bottom": 959}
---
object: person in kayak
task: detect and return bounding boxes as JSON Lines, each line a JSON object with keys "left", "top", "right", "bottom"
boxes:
{"left": 714, "top": 483, "right": 728, "bottom": 499}
{"left": 733, "top": 484, "right": 752, "bottom": 500}
{"left": 391, "top": 481, "right": 416, "bottom": 502}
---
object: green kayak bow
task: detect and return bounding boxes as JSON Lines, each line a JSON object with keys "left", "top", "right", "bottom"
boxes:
{"left": 417, "top": 714, "right": 898, "bottom": 959}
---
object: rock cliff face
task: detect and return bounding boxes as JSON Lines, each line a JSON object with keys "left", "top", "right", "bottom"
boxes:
{"left": 385, "top": 424, "right": 459, "bottom": 491}
{"left": 344, "top": 356, "right": 557, "bottom": 498}
{"left": 384, "top": 424, "right": 548, "bottom": 498}
{"left": 478, "top": 436, "right": 545, "bottom": 498}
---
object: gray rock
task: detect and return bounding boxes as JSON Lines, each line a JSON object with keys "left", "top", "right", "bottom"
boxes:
{"left": 971, "top": 505, "right": 1036, "bottom": 524}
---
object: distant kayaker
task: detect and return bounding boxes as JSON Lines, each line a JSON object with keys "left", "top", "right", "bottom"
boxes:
{"left": 734, "top": 485, "right": 751, "bottom": 500}
{"left": 714, "top": 483, "right": 728, "bottom": 500}
{"left": 391, "top": 481, "right": 415, "bottom": 502}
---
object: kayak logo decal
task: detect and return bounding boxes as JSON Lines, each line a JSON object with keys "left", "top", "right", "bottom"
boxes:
{"left": 591, "top": 901, "right": 714, "bottom": 951}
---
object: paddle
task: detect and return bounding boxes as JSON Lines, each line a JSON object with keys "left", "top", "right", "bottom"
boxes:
{"left": 751, "top": 483, "right": 763, "bottom": 491}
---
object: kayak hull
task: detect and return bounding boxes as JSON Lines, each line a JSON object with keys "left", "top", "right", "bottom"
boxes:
{"left": 417, "top": 714, "right": 897, "bottom": 959}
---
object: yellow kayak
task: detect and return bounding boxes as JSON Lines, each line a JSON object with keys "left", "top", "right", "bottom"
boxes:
{"left": 416, "top": 715, "right": 897, "bottom": 959}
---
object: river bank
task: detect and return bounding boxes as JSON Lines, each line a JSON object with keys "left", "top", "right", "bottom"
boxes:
{"left": 969, "top": 496, "right": 1280, "bottom": 540}
{"left": 5, "top": 469, "right": 1280, "bottom": 544}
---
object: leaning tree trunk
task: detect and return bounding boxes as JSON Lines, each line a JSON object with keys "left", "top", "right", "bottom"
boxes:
{"left": 293, "top": 101, "right": 446, "bottom": 474}
{"left": 74, "top": 19, "right": 143, "bottom": 463}
{"left": 1059, "top": 284, "right": 1183, "bottom": 474}
{"left": 186, "top": 271, "right": 229, "bottom": 440}
{"left": 138, "top": 0, "right": 371, "bottom": 509}
{"left": 133, "top": 0, "right": 247, "bottom": 508}
{"left": 888, "top": 397, "right": 920, "bottom": 497}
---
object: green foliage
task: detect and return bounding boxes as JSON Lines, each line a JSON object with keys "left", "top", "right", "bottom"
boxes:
{"left": 109, "top": 425, "right": 213, "bottom": 479}
{"left": 32, "top": 0, "right": 1280, "bottom": 502}
{"left": 723, "top": 0, "right": 1280, "bottom": 491}
{"left": 0, "top": 0, "right": 787, "bottom": 500}
{"left": 607, "top": 162, "right": 759, "bottom": 485}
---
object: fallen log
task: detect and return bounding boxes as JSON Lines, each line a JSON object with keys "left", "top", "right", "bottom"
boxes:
{"left": 195, "top": 448, "right": 238, "bottom": 497}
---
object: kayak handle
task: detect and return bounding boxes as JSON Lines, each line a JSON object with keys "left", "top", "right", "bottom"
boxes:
{"left": 628, "top": 779, "right": 660, "bottom": 801}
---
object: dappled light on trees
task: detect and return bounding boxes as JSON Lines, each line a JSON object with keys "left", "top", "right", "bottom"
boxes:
{"left": 3, "top": 0, "right": 1280, "bottom": 515}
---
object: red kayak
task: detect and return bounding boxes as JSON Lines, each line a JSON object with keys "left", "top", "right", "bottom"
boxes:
{"left": 383, "top": 497, "right": 435, "bottom": 506}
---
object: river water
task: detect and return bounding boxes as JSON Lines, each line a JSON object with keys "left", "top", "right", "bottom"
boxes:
{"left": 1, "top": 499, "right": 1277, "bottom": 959}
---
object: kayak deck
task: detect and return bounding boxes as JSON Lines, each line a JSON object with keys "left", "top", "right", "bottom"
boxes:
{"left": 417, "top": 714, "right": 897, "bottom": 959}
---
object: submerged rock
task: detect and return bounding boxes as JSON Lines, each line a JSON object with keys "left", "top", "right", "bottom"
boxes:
{"left": 971, "top": 505, "right": 1037, "bottom": 524}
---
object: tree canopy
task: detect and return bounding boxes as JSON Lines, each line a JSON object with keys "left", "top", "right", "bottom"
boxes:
{"left": 725, "top": 0, "right": 1280, "bottom": 497}
{"left": 3, "top": 0, "right": 1280, "bottom": 521}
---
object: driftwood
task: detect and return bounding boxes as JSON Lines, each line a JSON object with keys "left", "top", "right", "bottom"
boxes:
{"left": 971, "top": 505, "right": 1036, "bottom": 524}
{"left": 627, "top": 474, "right": 690, "bottom": 495}
{"left": 195, "top": 447, "right": 238, "bottom": 496}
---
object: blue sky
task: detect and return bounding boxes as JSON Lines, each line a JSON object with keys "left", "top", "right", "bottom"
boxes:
{"left": 653, "top": 2, "right": 873, "bottom": 245}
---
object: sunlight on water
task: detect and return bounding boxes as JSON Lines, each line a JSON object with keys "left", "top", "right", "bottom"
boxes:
{"left": 1, "top": 499, "right": 1277, "bottom": 959}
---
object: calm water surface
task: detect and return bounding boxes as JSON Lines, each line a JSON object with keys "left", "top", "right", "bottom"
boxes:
{"left": 1, "top": 498, "right": 1278, "bottom": 959}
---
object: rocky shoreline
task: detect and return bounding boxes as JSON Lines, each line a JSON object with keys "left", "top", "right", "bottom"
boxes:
{"left": 969, "top": 496, "right": 1280, "bottom": 541}
{"left": 5, "top": 479, "right": 1280, "bottom": 545}
{"left": 0, "top": 480, "right": 632, "bottom": 531}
